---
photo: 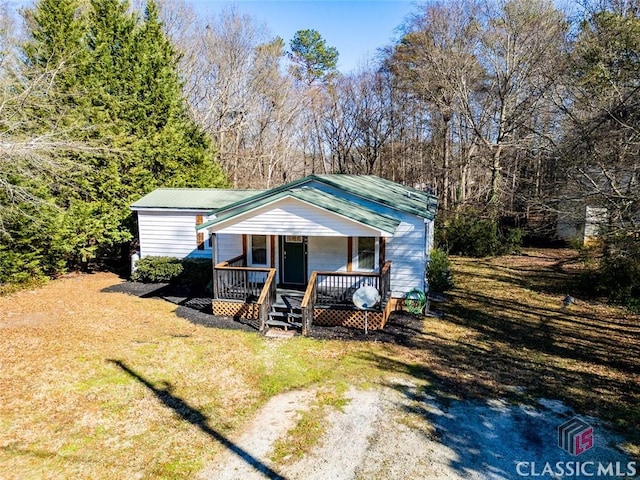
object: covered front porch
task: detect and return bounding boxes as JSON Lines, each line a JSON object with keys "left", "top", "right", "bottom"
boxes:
{"left": 199, "top": 189, "right": 404, "bottom": 334}
{"left": 210, "top": 246, "right": 395, "bottom": 335}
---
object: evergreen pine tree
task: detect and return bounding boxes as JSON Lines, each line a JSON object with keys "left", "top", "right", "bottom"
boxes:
{"left": 5, "top": 0, "right": 228, "bottom": 279}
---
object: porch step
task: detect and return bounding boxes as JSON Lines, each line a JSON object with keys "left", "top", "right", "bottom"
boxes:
{"left": 272, "top": 305, "right": 302, "bottom": 314}
{"left": 265, "top": 308, "right": 302, "bottom": 331}
{"left": 265, "top": 318, "right": 302, "bottom": 330}
{"left": 265, "top": 319, "right": 292, "bottom": 330}
{"left": 268, "top": 311, "right": 302, "bottom": 321}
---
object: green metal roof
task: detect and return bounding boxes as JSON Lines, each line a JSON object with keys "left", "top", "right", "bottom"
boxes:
{"left": 197, "top": 186, "right": 401, "bottom": 234}
{"left": 313, "top": 174, "right": 438, "bottom": 219}
{"left": 293, "top": 188, "right": 401, "bottom": 233}
{"left": 130, "top": 188, "right": 264, "bottom": 210}
{"left": 202, "top": 174, "right": 438, "bottom": 221}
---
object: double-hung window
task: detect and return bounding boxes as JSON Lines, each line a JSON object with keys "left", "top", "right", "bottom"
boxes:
{"left": 356, "top": 237, "right": 376, "bottom": 271}
{"left": 250, "top": 235, "right": 267, "bottom": 265}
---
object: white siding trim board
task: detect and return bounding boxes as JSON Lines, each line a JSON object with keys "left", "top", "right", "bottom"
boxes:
{"left": 206, "top": 197, "right": 392, "bottom": 237}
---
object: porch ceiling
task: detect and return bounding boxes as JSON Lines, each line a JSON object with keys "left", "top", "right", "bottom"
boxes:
{"left": 198, "top": 191, "right": 400, "bottom": 237}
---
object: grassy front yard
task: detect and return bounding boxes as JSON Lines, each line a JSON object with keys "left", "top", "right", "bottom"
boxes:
{"left": 399, "top": 250, "right": 640, "bottom": 451}
{"left": 1, "top": 249, "right": 638, "bottom": 478}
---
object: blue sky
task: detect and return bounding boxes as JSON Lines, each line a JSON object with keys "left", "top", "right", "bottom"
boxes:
{"left": 188, "top": 1, "right": 417, "bottom": 73}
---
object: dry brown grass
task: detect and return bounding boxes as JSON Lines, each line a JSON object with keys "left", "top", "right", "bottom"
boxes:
{"left": 1, "top": 249, "right": 638, "bottom": 478}
{"left": 0, "top": 273, "right": 262, "bottom": 478}
{"left": 0, "top": 273, "right": 378, "bottom": 478}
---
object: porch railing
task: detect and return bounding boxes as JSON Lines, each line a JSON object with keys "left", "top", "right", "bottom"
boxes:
{"left": 257, "top": 269, "right": 277, "bottom": 332}
{"left": 213, "top": 254, "right": 271, "bottom": 301}
{"left": 300, "top": 261, "right": 392, "bottom": 334}
{"left": 223, "top": 254, "right": 247, "bottom": 268}
{"left": 313, "top": 260, "right": 393, "bottom": 308}
{"left": 301, "top": 271, "right": 317, "bottom": 335}
{"left": 379, "top": 260, "right": 392, "bottom": 302}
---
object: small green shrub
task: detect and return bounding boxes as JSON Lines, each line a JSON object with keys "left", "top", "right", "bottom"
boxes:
{"left": 176, "top": 258, "right": 212, "bottom": 288}
{"left": 131, "top": 256, "right": 212, "bottom": 290}
{"left": 571, "top": 238, "right": 602, "bottom": 268}
{"left": 427, "top": 248, "right": 454, "bottom": 293}
{"left": 599, "top": 235, "right": 640, "bottom": 307}
{"left": 436, "top": 211, "right": 522, "bottom": 257}
{"left": 575, "top": 233, "right": 640, "bottom": 311}
{"left": 131, "top": 256, "right": 183, "bottom": 283}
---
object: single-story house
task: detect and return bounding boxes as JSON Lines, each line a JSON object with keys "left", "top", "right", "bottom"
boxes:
{"left": 131, "top": 174, "right": 438, "bottom": 334}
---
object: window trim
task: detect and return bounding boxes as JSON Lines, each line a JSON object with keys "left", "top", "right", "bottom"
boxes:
{"left": 203, "top": 233, "right": 213, "bottom": 250}
{"left": 249, "top": 234, "right": 269, "bottom": 266}
{"left": 354, "top": 236, "right": 378, "bottom": 272}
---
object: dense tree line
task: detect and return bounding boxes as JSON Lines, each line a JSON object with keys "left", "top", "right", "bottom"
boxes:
{"left": 156, "top": 0, "right": 638, "bottom": 303}
{"left": 156, "top": 0, "right": 637, "bottom": 233}
{"left": 1, "top": 0, "right": 638, "bottom": 304}
{"left": 0, "top": 0, "right": 226, "bottom": 286}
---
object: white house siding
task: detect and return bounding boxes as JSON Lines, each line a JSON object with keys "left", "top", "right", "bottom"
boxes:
{"left": 385, "top": 216, "right": 427, "bottom": 296}
{"left": 585, "top": 207, "right": 608, "bottom": 239}
{"left": 212, "top": 197, "right": 384, "bottom": 237}
{"left": 137, "top": 210, "right": 211, "bottom": 259}
{"left": 308, "top": 237, "right": 348, "bottom": 275}
{"left": 306, "top": 181, "right": 429, "bottom": 296}
{"left": 217, "top": 234, "right": 244, "bottom": 262}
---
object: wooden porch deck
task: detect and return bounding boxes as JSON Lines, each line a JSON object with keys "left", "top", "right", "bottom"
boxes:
{"left": 211, "top": 254, "right": 394, "bottom": 335}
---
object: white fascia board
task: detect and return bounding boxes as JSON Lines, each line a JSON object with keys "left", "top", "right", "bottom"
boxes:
{"left": 203, "top": 194, "right": 395, "bottom": 237}
{"left": 131, "top": 207, "right": 212, "bottom": 214}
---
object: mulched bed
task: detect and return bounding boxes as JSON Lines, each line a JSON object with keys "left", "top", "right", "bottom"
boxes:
{"left": 106, "top": 281, "right": 424, "bottom": 345}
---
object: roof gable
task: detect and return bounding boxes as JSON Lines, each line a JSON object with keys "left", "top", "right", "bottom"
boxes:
{"left": 197, "top": 188, "right": 400, "bottom": 235}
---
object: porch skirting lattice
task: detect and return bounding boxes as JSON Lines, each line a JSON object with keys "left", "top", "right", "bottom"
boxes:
{"left": 212, "top": 300, "right": 260, "bottom": 319}
{"left": 212, "top": 298, "right": 399, "bottom": 331}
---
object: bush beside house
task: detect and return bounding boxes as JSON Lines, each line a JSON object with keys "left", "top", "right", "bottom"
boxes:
{"left": 131, "top": 256, "right": 211, "bottom": 290}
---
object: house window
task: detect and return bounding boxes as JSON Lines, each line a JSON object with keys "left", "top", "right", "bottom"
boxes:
{"left": 204, "top": 234, "right": 212, "bottom": 250}
{"left": 356, "top": 237, "right": 376, "bottom": 270}
{"left": 250, "top": 235, "right": 267, "bottom": 265}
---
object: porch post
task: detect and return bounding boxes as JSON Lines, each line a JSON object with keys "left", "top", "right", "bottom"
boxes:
{"left": 270, "top": 235, "right": 275, "bottom": 268}
{"left": 211, "top": 233, "right": 218, "bottom": 299}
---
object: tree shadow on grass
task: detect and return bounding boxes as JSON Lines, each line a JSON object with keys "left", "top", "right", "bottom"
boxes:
{"left": 455, "top": 251, "right": 585, "bottom": 297}
{"left": 444, "top": 291, "right": 640, "bottom": 374}
{"left": 358, "top": 348, "right": 638, "bottom": 480}
{"left": 107, "top": 359, "right": 287, "bottom": 480}
{"left": 356, "top": 279, "right": 640, "bottom": 444}
{"left": 352, "top": 252, "right": 640, "bottom": 476}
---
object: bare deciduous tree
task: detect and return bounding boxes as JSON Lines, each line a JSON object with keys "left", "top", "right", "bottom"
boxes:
{"left": 167, "top": 7, "right": 305, "bottom": 187}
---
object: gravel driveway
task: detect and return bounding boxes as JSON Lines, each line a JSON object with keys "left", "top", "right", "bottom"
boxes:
{"left": 200, "top": 380, "right": 634, "bottom": 480}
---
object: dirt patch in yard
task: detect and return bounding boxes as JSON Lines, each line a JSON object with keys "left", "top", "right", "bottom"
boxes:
{"left": 200, "top": 381, "right": 635, "bottom": 480}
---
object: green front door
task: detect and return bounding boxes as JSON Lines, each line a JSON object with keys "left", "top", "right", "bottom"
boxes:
{"left": 282, "top": 236, "right": 307, "bottom": 285}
